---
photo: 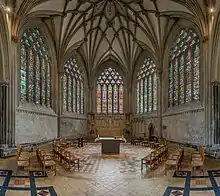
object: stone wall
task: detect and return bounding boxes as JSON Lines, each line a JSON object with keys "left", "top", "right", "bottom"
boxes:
{"left": 60, "top": 113, "right": 87, "bottom": 138}
{"left": 162, "top": 105, "right": 205, "bottom": 145}
{"left": 15, "top": 104, "right": 57, "bottom": 145}
{"left": 132, "top": 112, "right": 160, "bottom": 137}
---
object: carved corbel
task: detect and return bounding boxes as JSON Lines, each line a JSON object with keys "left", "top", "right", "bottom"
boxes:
{"left": 11, "top": 35, "right": 18, "bottom": 43}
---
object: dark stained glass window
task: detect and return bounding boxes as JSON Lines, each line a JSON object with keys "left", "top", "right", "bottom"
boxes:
{"left": 168, "top": 29, "right": 200, "bottom": 107}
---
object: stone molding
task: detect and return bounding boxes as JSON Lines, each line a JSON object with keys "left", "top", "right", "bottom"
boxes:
{"left": 17, "top": 108, "right": 57, "bottom": 117}
{"left": 162, "top": 108, "right": 204, "bottom": 117}
{"left": 61, "top": 115, "right": 87, "bottom": 120}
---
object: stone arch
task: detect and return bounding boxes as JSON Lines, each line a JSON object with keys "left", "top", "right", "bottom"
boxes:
{"left": 162, "top": 19, "right": 204, "bottom": 112}
{"left": 17, "top": 19, "right": 58, "bottom": 111}
{"left": 0, "top": 7, "right": 10, "bottom": 83}
{"left": 92, "top": 60, "right": 127, "bottom": 113}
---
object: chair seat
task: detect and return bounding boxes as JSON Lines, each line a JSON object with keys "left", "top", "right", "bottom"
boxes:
{"left": 191, "top": 161, "right": 203, "bottom": 167}
{"left": 44, "top": 160, "right": 56, "bottom": 166}
{"left": 168, "top": 155, "right": 179, "bottom": 160}
{"left": 41, "top": 151, "right": 53, "bottom": 156}
{"left": 192, "top": 157, "right": 202, "bottom": 161}
{"left": 66, "top": 156, "right": 79, "bottom": 162}
{"left": 18, "top": 155, "right": 29, "bottom": 160}
{"left": 42, "top": 155, "right": 53, "bottom": 160}
{"left": 17, "top": 161, "right": 29, "bottom": 167}
{"left": 166, "top": 160, "right": 177, "bottom": 165}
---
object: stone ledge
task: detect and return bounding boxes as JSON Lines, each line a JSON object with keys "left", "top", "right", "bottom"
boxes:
{"left": 163, "top": 108, "right": 204, "bottom": 117}
{"left": 0, "top": 139, "right": 54, "bottom": 158}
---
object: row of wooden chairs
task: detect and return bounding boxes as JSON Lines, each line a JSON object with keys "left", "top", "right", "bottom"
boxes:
{"left": 191, "top": 147, "right": 205, "bottom": 175}
{"left": 165, "top": 148, "right": 184, "bottom": 175}
{"left": 53, "top": 144, "right": 80, "bottom": 171}
{"left": 36, "top": 147, "right": 56, "bottom": 176}
{"left": 141, "top": 144, "right": 168, "bottom": 170}
{"left": 16, "top": 145, "right": 30, "bottom": 171}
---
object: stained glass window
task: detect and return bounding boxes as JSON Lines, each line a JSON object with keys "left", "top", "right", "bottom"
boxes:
{"left": 136, "top": 58, "right": 158, "bottom": 114}
{"left": 63, "top": 57, "right": 84, "bottom": 114}
{"left": 168, "top": 29, "right": 200, "bottom": 107}
{"left": 96, "top": 67, "right": 124, "bottom": 114}
{"left": 20, "top": 28, "right": 51, "bottom": 106}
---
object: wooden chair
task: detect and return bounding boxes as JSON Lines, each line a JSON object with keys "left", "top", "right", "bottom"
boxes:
{"left": 64, "top": 151, "right": 80, "bottom": 170}
{"left": 191, "top": 148, "right": 205, "bottom": 175}
{"left": 141, "top": 151, "right": 157, "bottom": 170}
{"left": 41, "top": 154, "right": 56, "bottom": 176}
{"left": 16, "top": 148, "right": 30, "bottom": 171}
{"left": 165, "top": 149, "right": 183, "bottom": 175}
{"left": 36, "top": 147, "right": 56, "bottom": 176}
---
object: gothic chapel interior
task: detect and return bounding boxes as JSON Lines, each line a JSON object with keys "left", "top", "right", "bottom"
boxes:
{"left": 0, "top": 0, "right": 220, "bottom": 195}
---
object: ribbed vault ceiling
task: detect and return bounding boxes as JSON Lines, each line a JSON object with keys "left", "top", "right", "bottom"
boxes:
{"left": 3, "top": 0, "right": 215, "bottom": 72}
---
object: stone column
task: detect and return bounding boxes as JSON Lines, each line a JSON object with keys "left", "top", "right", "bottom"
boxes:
{"left": 0, "top": 82, "right": 9, "bottom": 146}
{"left": 57, "top": 72, "right": 62, "bottom": 138}
{"left": 8, "top": 36, "right": 18, "bottom": 147}
{"left": 158, "top": 69, "right": 163, "bottom": 138}
{"left": 203, "top": 36, "right": 211, "bottom": 146}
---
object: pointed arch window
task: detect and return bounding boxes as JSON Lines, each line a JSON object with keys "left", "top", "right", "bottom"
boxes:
{"left": 136, "top": 58, "right": 158, "bottom": 114}
{"left": 96, "top": 67, "right": 124, "bottom": 114}
{"left": 20, "top": 28, "right": 51, "bottom": 106}
{"left": 63, "top": 58, "right": 84, "bottom": 114}
{"left": 168, "top": 29, "right": 200, "bottom": 108}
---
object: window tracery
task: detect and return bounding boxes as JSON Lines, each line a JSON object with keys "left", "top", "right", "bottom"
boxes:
{"left": 96, "top": 67, "right": 124, "bottom": 114}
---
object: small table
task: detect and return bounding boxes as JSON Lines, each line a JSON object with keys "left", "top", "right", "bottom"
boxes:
{"left": 95, "top": 137, "right": 126, "bottom": 154}
{"left": 77, "top": 138, "right": 84, "bottom": 147}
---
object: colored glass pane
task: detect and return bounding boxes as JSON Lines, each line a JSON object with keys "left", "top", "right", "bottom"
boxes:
{"left": 46, "top": 62, "right": 51, "bottom": 107}
{"left": 20, "top": 45, "right": 27, "bottom": 100}
{"left": 102, "top": 84, "right": 107, "bottom": 113}
{"left": 153, "top": 73, "right": 157, "bottom": 111}
{"left": 136, "top": 82, "right": 140, "bottom": 113}
{"left": 148, "top": 76, "right": 152, "bottom": 112}
{"left": 173, "top": 58, "right": 178, "bottom": 106}
{"left": 41, "top": 58, "right": 46, "bottom": 104}
{"left": 119, "top": 85, "right": 123, "bottom": 114}
{"left": 28, "top": 49, "right": 34, "bottom": 102}
{"left": 140, "top": 79, "right": 144, "bottom": 113}
{"left": 77, "top": 80, "right": 80, "bottom": 113}
{"left": 193, "top": 44, "right": 200, "bottom": 100}
{"left": 186, "top": 49, "right": 192, "bottom": 102}
{"left": 68, "top": 75, "right": 72, "bottom": 111}
{"left": 144, "top": 78, "right": 148, "bottom": 112}
{"left": 97, "top": 84, "right": 101, "bottom": 113}
{"left": 108, "top": 85, "right": 113, "bottom": 113}
{"left": 113, "top": 84, "right": 118, "bottom": 113}
{"left": 179, "top": 54, "right": 185, "bottom": 104}
{"left": 35, "top": 55, "right": 41, "bottom": 104}
{"left": 72, "top": 78, "right": 76, "bottom": 112}
{"left": 168, "top": 62, "right": 173, "bottom": 106}
{"left": 63, "top": 74, "right": 67, "bottom": 110}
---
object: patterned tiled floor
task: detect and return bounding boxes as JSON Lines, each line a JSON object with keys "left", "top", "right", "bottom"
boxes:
{"left": 0, "top": 143, "right": 220, "bottom": 195}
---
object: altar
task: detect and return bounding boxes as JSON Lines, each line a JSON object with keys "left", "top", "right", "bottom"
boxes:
{"left": 93, "top": 114, "right": 126, "bottom": 154}
{"left": 95, "top": 137, "right": 126, "bottom": 154}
